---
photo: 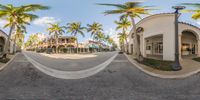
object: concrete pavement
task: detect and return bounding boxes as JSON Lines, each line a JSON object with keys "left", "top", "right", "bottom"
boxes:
{"left": 0, "top": 53, "right": 200, "bottom": 99}
{"left": 23, "top": 51, "right": 117, "bottom": 71}
{"left": 125, "top": 54, "right": 200, "bottom": 79}
{"left": 23, "top": 51, "right": 118, "bottom": 79}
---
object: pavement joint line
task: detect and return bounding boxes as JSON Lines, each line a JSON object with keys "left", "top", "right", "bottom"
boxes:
{"left": 124, "top": 53, "right": 200, "bottom": 79}
{"left": 0, "top": 53, "right": 19, "bottom": 71}
{"left": 22, "top": 51, "right": 118, "bottom": 80}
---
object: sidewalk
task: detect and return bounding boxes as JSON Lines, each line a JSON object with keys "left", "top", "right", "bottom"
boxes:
{"left": 0, "top": 54, "right": 17, "bottom": 71}
{"left": 124, "top": 54, "right": 200, "bottom": 79}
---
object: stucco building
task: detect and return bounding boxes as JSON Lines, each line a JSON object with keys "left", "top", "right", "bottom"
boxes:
{"left": 0, "top": 30, "right": 16, "bottom": 54}
{"left": 127, "top": 13, "right": 200, "bottom": 61}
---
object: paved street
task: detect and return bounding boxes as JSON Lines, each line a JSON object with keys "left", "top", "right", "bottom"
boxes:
{"left": 23, "top": 51, "right": 117, "bottom": 71}
{"left": 0, "top": 53, "right": 200, "bottom": 100}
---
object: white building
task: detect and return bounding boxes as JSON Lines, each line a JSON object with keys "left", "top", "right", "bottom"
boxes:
{"left": 127, "top": 13, "right": 200, "bottom": 61}
{"left": 0, "top": 30, "right": 15, "bottom": 54}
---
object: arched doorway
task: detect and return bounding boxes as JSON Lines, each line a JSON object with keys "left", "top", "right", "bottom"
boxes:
{"left": 52, "top": 46, "right": 56, "bottom": 53}
{"left": 181, "top": 30, "right": 198, "bottom": 58}
{"left": 67, "top": 45, "right": 75, "bottom": 53}
{"left": 0, "top": 37, "right": 5, "bottom": 53}
{"left": 58, "top": 45, "right": 65, "bottom": 53}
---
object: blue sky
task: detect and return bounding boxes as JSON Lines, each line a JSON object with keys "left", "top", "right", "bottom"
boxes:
{"left": 0, "top": 0, "right": 200, "bottom": 43}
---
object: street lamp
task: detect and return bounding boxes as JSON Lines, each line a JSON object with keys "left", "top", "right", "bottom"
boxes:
{"left": 172, "top": 6, "right": 185, "bottom": 71}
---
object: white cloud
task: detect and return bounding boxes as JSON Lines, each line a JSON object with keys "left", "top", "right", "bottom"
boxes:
{"left": 197, "top": 19, "right": 200, "bottom": 25}
{"left": 33, "top": 17, "right": 59, "bottom": 26}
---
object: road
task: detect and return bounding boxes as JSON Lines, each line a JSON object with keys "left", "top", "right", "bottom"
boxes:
{"left": 23, "top": 51, "right": 117, "bottom": 71}
{"left": 0, "top": 53, "right": 199, "bottom": 100}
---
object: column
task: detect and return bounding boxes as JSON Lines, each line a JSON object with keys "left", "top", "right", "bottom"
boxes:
{"left": 198, "top": 40, "right": 200, "bottom": 57}
{"left": 179, "top": 35, "right": 182, "bottom": 60}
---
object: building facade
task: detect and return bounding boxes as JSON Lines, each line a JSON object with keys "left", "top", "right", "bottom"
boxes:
{"left": 127, "top": 13, "right": 200, "bottom": 61}
{"left": 0, "top": 30, "right": 16, "bottom": 54}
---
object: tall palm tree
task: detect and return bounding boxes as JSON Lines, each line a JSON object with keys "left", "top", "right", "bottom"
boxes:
{"left": 13, "top": 27, "right": 25, "bottom": 53}
{"left": 182, "top": 3, "right": 200, "bottom": 20}
{"left": 25, "top": 34, "right": 39, "bottom": 49}
{"left": 87, "top": 22, "right": 103, "bottom": 39}
{"left": 0, "top": 4, "right": 49, "bottom": 57}
{"left": 98, "top": 2, "right": 154, "bottom": 61}
{"left": 106, "top": 35, "right": 115, "bottom": 48}
{"left": 118, "top": 33, "right": 127, "bottom": 52}
{"left": 47, "top": 23, "right": 65, "bottom": 53}
{"left": 115, "top": 17, "right": 131, "bottom": 53}
{"left": 66, "top": 22, "right": 86, "bottom": 53}
{"left": 95, "top": 32, "right": 106, "bottom": 51}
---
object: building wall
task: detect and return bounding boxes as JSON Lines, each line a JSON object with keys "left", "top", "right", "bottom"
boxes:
{"left": 128, "top": 14, "right": 175, "bottom": 61}
{"left": 128, "top": 13, "right": 200, "bottom": 61}
{"left": 0, "top": 30, "right": 15, "bottom": 54}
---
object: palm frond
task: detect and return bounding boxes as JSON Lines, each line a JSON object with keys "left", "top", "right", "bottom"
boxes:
{"left": 0, "top": 4, "right": 11, "bottom": 10}
{"left": 192, "top": 12, "right": 200, "bottom": 20}
{"left": 104, "top": 10, "right": 125, "bottom": 15}
{"left": 182, "top": 3, "right": 200, "bottom": 8}
{"left": 21, "top": 4, "right": 50, "bottom": 12}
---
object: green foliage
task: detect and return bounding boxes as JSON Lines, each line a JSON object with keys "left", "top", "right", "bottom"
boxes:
{"left": 138, "top": 58, "right": 174, "bottom": 71}
{"left": 47, "top": 23, "right": 65, "bottom": 38}
{"left": 193, "top": 57, "right": 200, "bottom": 62}
{"left": 0, "top": 4, "right": 49, "bottom": 54}
{"left": 98, "top": 2, "right": 154, "bottom": 19}
{"left": 115, "top": 17, "right": 131, "bottom": 31}
{"left": 25, "top": 34, "right": 39, "bottom": 47}
{"left": 87, "top": 22, "right": 103, "bottom": 38}
{"left": 0, "top": 58, "right": 10, "bottom": 63}
{"left": 182, "top": 3, "right": 200, "bottom": 20}
{"left": 66, "top": 22, "right": 86, "bottom": 37}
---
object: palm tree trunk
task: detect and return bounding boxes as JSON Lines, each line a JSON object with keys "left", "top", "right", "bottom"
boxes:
{"left": 13, "top": 35, "right": 16, "bottom": 54}
{"left": 123, "top": 29, "right": 129, "bottom": 54}
{"left": 76, "top": 39, "right": 79, "bottom": 53}
{"left": 56, "top": 37, "right": 58, "bottom": 53}
{"left": 125, "top": 38, "right": 129, "bottom": 53}
{"left": 3, "top": 24, "right": 15, "bottom": 58}
{"left": 122, "top": 40, "right": 125, "bottom": 52}
{"left": 130, "top": 17, "right": 143, "bottom": 61}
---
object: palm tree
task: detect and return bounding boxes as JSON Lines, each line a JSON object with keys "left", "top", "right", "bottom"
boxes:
{"left": 118, "top": 33, "right": 127, "bottom": 52}
{"left": 66, "top": 22, "right": 86, "bottom": 53}
{"left": 87, "top": 22, "right": 103, "bottom": 39}
{"left": 47, "top": 23, "right": 65, "bottom": 53}
{"left": 182, "top": 3, "right": 200, "bottom": 20}
{"left": 98, "top": 2, "right": 154, "bottom": 61}
{"left": 115, "top": 17, "right": 131, "bottom": 53}
{"left": 106, "top": 35, "right": 115, "bottom": 50}
{"left": 96, "top": 32, "right": 106, "bottom": 51}
{"left": 0, "top": 4, "right": 49, "bottom": 57}
{"left": 13, "top": 28, "right": 25, "bottom": 53}
{"left": 25, "top": 34, "right": 39, "bottom": 50}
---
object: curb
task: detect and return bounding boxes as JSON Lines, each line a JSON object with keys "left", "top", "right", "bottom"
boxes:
{"left": 23, "top": 51, "right": 118, "bottom": 80}
{"left": 0, "top": 53, "right": 18, "bottom": 71}
{"left": 124, "top": 53, "right": 200, "bottom": 79}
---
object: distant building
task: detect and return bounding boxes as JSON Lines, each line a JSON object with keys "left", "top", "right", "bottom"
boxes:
{"left": 27, "top": 35, "right": 112, "bottom": 53}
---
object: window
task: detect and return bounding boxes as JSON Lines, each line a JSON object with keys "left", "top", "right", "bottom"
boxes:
{"left": 146, "top": 45, "right": 151, "bottom": 50}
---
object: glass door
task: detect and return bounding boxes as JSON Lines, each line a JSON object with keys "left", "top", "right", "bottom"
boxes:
{"left": 154, "top": 42, "right": 163, "bottom": 55}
